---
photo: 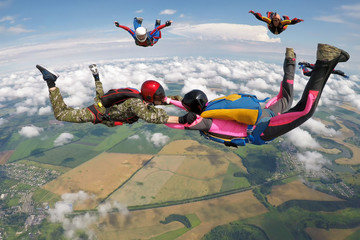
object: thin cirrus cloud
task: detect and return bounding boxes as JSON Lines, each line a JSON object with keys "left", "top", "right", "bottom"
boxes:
{"left": 160, "top": 9, "right": 177, "bottom": 15}
{"left": 170, "top": 23, "right": 280, "bottom": 42}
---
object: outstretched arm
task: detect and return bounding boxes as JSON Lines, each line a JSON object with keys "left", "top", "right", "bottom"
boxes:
{"left": 148, "top": 20, "right": 173, "bottom": 45}
{"left": 282, "top": 17, "right": 303, "bottom": 26}
{"left": 249, "top": 10, "right": 271, "bottom": 24}
{"left": 114, "top": 21, "right": 136, "bottom": 38}
{"left": 298, "top": 62, "right": 313, "bottom": 77}
{"left": 332, "top": 69, "right": 349, "bottom": 79}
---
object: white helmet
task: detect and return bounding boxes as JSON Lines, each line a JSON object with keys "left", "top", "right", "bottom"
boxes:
{"left": 135, "top": 27, "right": 147, "bottom": 42}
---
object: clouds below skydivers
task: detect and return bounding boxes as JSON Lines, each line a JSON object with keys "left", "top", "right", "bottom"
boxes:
{"left": 18, "top": 125, "right": 43, "bottom": 138}
{"left": 48, "top": 191, "right": 128, "bottom": 239}
{"left": 1, "top": 57, "right": 359, "bottom": 116}
{"left": 1, "top": 57, "right": 359, "bottom": 150}
{"left": 54, "top": 133, "right": 74, "bottom": 147}
{"left": 296, "top": 151, "right": 330, "bottom": 172}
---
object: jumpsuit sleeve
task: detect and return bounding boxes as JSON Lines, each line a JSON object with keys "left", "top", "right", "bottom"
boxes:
{"left": 115, "top": 24, "right": 136, "bottom": 39}
{"left": 252, "top": 12, "right": 271, "bottom": 24}
{"left": 95, "top": 81, "right": 105, "bottom": 98}
{"left": 129, "top": 98, "right": 170, "bottom": 124}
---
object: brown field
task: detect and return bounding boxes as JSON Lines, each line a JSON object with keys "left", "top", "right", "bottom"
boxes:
{"left": 329, "top": 121, "right": 360, "bottom": 165}
{"left": 108, "top": 140, "right": 246, "bottom": 206}
{"left": 94, "top": 190, "right": 268, "bottom": 240}
{"left": 267, "top": 180, "right": 343, "bottom": 206}
{"left": 306, "top": 226, "right": 360, "bottom": 240}
{"left": 0, "top": 150, "right": 14, "bottom": 165}
{"left": 158, "top": 139, "right": 223, "bottom": 155}
{"left": 340, "top": 103, "right": 360, "bottom": 113}
{"left": 108, "top": 155, "right": 185, "bottom": 206}
{"left": 42, "top": 152, "right": 153, "bottom": 209}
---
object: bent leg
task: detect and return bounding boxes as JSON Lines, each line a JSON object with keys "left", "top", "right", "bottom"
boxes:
{"left": 263, "top": 48, "right": 296, "bottom": 117}
{"left": 260, "top": 44, "right": 349, "bottom": 141}
{"left": 49, "top": 88, "right": 94, "bottom": 123}
{"left": 133, "top": 17, "right": 142, "bottom": 30}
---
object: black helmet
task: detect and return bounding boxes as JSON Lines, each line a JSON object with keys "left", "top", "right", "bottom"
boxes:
{"left": 181, "top": 90, "right": 208, "bottom": 114}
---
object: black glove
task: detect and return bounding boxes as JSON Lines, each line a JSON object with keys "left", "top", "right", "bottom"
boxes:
{"left": 178, "top": 112, "right": 197, "bottom": 124}
{"left": 165, "top": 20, "right": 172, "bottom": 26}
{"left": 114, "top": 21, "right": 120, "bottom": 27}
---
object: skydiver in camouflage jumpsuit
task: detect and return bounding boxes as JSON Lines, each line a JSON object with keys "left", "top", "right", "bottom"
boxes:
{"left": 36, "top": 64, "right": 196, "bottom": 127}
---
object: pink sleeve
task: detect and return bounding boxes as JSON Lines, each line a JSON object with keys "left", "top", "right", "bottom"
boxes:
{"left": 165, "top": 115, "right": 204, "bottom": 129}
{"left": 169, "top": 98, "right": 187, "bottom": 110}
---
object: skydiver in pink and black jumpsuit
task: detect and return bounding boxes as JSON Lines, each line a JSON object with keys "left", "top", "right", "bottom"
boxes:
{"left": 165, "top": 44, "right": 350, "bottom": 146}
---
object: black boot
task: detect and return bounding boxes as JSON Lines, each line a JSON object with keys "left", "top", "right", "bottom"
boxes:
{"left": 36, "top": 65, "right": 59, "bottom": 88}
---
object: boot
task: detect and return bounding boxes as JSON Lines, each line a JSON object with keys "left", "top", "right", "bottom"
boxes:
{"left": 36, "top": 65, "right": 59, "bottom": 88}
{"left": 89, "top": 64, "right": 100, "bottom": 81}
{"left": 316, "top": 43, "right": 349, "bottom": 63}
{"left": 285, "top": 48, "right": 296, "bottom": 59}
{"left": 36, "top": 65, "right": 59, "bottom": 82}
{"left": 136, "top": 17, "right": 143, "bottom": 24}
{"left": 296, "top": 44, "right": 350, "bottom": 112}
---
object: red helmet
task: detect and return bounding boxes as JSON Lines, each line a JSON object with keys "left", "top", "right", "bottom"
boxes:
{"left": 140, "top": 80, "right": 165, "bottom": 103}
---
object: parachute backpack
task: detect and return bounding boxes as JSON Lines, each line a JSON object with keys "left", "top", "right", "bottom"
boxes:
{"left": 200, "top": 93, "right": 268, "bottom": 125}
{"left": 87, "top": 87, "right": 142, "bottom": 124}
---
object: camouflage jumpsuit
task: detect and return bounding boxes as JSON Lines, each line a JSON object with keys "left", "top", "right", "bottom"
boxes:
{"left": 49, "top": 80, "right": 170, "bottom": 127}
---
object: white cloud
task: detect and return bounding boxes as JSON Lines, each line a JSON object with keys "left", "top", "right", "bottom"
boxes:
{"left": 18, "top": 125, "right": 43, "bottom": 138}
{"left": 38, "top": 106, "right": 51, "bottom": 115}
{"left": 296, "top": 151, "right": 330, "bottom": 172}
{"left": 135, "top": 9, "right": 143, "bottom": 14}
{"left": 97, "top": 200, "right": 129, "bottom": 217}
{"left": 171, "top": 23, "right": 280, "bottom": 43}
{"left": 48, "top": 191, "right": 97, "bottom": 239}
{"left": 301, "top": 118, "right": 340, "bottom": 137}
{"left": 54, "top": 133, "right": 74, "bottom": 146}
{"left": 150, "top": 133, "right": 170, "bottom": 147}
{"left": 284, "top": 128, "right": 321, "bottom": 149}
{"left": 0, "top": 16, "right": 15, "bottom": 23}
{"left": 313, "top": 15, "right": 345, "bottom": 23}
{"left": 160, "top": 9, "right": 177, "bottom": 15}
{"left": 49, "top": 191, "right": 128, "bottom": 239}
{"left": 128, "top": 134, "right": 140, "bottom": 140}
{"left": 340, "top": 3, "right": 360, "bottom": 19}
{"left": 0, "top": 118, "right": 7, "bottom": 126}
{"left": 7, "top": 25, "right": 33, "bottom": 33}
{"left": 143, "top": 131, "right": 169, "bottom": 147}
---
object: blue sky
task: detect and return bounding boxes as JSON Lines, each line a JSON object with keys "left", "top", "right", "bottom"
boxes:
{"left": 1, "top": 0, "right": 360, "bottom": 74}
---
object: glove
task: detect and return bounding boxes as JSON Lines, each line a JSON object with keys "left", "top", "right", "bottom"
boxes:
{"left": 114, "top": 21, "right": 120, "bottom": 27}
{"left": 178, "top": 112, "right": 197, "bottom": 124}
{"left": 165, "top": 20, "right": 172, "bottom": 26}
{"left": 298, "top": 62, "right": 311, "bottom": 68}
{"left": 249, "top": 10, "right": 255, "bottom": 14}
{"left": 293, "top": 18, "right": 303, "bottom": 23}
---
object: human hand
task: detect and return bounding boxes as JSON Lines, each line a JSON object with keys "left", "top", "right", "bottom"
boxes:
{"left": 114, "top": 21, "right": 120, "bottom": 27}
{"left": 165, "top": 20, "right": 173, "bottom": 26}
{"left": 178, "top": 112, "right": 197, "bottom": 124}
{"left": 249, "top": 10, "right": 255, "bottom": 14}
